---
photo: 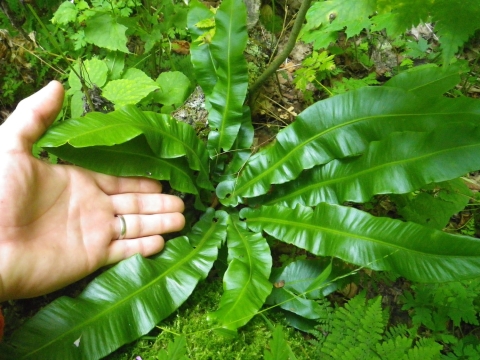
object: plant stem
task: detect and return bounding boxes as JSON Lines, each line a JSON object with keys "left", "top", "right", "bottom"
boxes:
{"left": 26, "top": 4, "right": 95, "bottom": 113}
{"left": 248, "top": 0, "right": 313, "bottom": 96}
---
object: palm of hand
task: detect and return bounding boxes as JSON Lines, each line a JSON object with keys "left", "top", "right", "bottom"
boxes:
{"left": 0, "top": 151, "right": 116, "bottom": 298}
{"left": 0, "top": 82, "right": 185, "bottom": 301}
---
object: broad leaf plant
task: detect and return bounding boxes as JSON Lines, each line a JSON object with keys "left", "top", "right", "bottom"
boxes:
{"left": 3, "top": 0, "right": 480, "bottom": 358}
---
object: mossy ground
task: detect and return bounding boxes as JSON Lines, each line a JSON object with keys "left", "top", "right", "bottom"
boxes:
{"left": 108, "top": 279, "right": 315, "bottom": 359}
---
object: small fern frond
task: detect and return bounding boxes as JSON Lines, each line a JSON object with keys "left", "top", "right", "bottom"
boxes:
{"left": 405, "top": 338, "right": 443, "bottom": 360}
{"left": 321, "top": 293, "right": 384, "bottom": 359}
{"left": 375, "top": 336, "right": 412, "bottom": 359}
{"left": 358, "top": 297, "right": 384, "bottom": 346}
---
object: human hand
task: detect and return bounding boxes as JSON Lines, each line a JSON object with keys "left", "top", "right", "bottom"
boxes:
{"left": 0, "top": 81, "right": 185, "bottom": 301}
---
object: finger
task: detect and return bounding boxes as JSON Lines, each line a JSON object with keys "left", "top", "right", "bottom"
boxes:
{"left": 89, "top": 171, "right": 163, "bottom": 195}
{"left": 1, "top": 81, "right": 64, "bottom": 151}
{"left": 111, "top": 193, "right": 184, "bottom": 215}
{"left": 113, "top": 213, "right": 185, "bottom": 240}
{"left": 105, "top": 235, "right": 165, "bottom": 265}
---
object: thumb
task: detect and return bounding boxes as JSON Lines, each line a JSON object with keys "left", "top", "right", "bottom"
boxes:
{"left": 0, "top": 81, "right": 65, "bottom": 151}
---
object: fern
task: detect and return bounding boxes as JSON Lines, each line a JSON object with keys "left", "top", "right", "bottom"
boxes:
{"left": 317, "top": 293, "right": 443, "bottom": 360}
{"left": 400, "top": 279, "right": 480, "bottom": 338}
{"left": 301, "top": 0, "right": 480, "bottom": 64}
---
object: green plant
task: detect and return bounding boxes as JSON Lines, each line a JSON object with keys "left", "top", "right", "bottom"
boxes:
{"left": 301, "top": 0, "right": 480, "bottom": 65}
{"left": 313, "top": 292, "right": 443, "bottom": 359}
{"left": 401, "top": 279, "right": 480, "bottom": 343}
{"left": 3, "top": 0, "right": 480, "bottom": 358}
{"left": 65, "top": 57, "right": 192, "bottom": 117}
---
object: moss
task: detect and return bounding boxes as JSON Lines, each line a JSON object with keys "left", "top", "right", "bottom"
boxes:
{"left": 107, "top": 279, "right": 315, "bottom": 359}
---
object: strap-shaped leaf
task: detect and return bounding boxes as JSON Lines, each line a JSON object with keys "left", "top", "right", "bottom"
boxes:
{"left": 206, "top": 0, "right": 249, "bottom": 154}
{"left": 383, "top": 63, "right": 463, "bottom": 97}
{"left": 217, "top": 86, "right": 480, "bottom": 206}
{"left": 44, "top": 137, "right": 199, "bottom": 194}
{"left": 37, "top": 105, "right": 213, "bottom": 191}
{"left": 261, "top": 123, "right": 480, "bottom": 207}
{"left": 241, "top": 204, "right": 480, "bottom": 282}
{"left": 188, "top": 0, "right": 217, "bottom": 97}
{"left": 6, "top": 209, "right": 227, "bottom": 360}
{"left": 208, "top": 215, "right": 272, "bottom": 331}
{"left": 266, "top": 260, "right": 333, "bottom": 320}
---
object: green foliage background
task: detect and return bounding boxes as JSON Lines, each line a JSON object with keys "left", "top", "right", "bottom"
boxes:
{"left": 1, "top": 0, "right": 480, "bottom": 359}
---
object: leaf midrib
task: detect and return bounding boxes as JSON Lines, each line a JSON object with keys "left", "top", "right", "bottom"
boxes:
{"left": 217, "top": 221, "right": 255, "bottom": 322}
{"left": 49, "top": 118, "right": 211, "bottom": 189}
{"left": 247, "top": 216, "right": 476, "bottom": 259}
{"left": 269, "top": 140, "right": 480, "bottom": 205}
{"left": 23, "top": 223, "right": 220, "bottom": 359}
{"left": 231, "top": 110, "right": 478, "bottom": 198}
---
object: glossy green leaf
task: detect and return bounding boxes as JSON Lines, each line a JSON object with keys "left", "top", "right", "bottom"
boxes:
{"left": 267, "top": 287, "right": 328, "bottom": 320}
{"left": 260, "top": 123, "right": 480, "bottom": 207}
{"left": 217, "top": 85, "right": 480, "bottom": 206}
{"left": 266, "top": 260, "right": 343, "bottom": 321}
{"left": 383, "top": 63, "right": 464, "bottom": 97}
{"left": 209, "top": 215, "right": 272, "bottom": 331}
{"left": 5, "top": 209, "right": 227, "bottom": 359}
{"left": 43, "top": 137, "right": 199, "bottom": 194}
{"left": 187, "top": 0, "right": 217, "bottom": 97}
{"left": 269, "top": 259, "right": 344, "bottom": 300}
{"left": 206, "top": 0, "right": 249, "bottom": 154}
{"left": 37, "top": 106, "right": 213, "bottom": 191}
{"left": 241, "top": 204, "right": 480, "bottom": 282}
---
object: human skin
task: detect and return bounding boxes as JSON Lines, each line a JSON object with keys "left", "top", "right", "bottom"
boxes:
{"left": 0, "top": 81, "right": 185, "bottom": 301}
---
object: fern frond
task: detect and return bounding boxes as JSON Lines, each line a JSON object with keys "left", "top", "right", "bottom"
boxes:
{"left": 406, "top": 338, "right": 443, "bottom": 360}
{"left": 375, "top": 336, "right": 412, "bottom": 359}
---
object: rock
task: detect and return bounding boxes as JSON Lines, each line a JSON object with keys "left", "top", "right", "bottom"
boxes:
{"left": 244, "top": 0, "right": 261, "bottom": 29}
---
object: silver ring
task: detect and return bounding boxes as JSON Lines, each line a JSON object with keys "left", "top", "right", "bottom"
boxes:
{"left": 116, "top": 215, "right": 127, "bottom": 240}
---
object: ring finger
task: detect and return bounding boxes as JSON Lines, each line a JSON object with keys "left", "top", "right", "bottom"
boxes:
{"left": 113, "top": 213, "right": 185, "bottom": 240}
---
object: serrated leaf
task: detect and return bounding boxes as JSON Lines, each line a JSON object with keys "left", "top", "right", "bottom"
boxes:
{"left": 241, "top": 203, "right": 480, "bottom": 282}
{"left": 301, "top": 0, "right": 376, "bottom": 49}
{"left": 209, "top": 215, "right": 272, "bottom": 331}
{"left": 5, "top": 209, "right": 227, "bottom": 359}
{"left": 51, "top": 1, "right": 78, "bottom": 25}
{"left": 156, "top": 335, "right": 189, "bottom": 360}
{"left": 37, "top": 106, "right": 213, "bottom": 192}
{"left": 259, "top": 123, "right": 480, "bottom": 207}
{"left": 84, "top": 12, "right": 129, "bottom": 52}
{"left": 371, "top": 0, "right": 432, "bottom": 38}
{"left": 433, "top": 0, "right": 480, "bottom": 64}
{"left": 393, "top": 179, "right": 472, "bottom": 229}
{"left": 103, "top": 69, "right": 159, "bottom": 107}
{"left": 264, "top": 326, "right": 292, "bottom": 360}
{"left": 206, "top": 0, "right": 249, "bottom": 154}
{"left": 217, "top": 84, "right": 480, "bottom": 206}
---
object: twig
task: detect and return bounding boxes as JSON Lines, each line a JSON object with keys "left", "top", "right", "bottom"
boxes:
{"left": 248, "top": 0, "right": 313, "bottom": 97}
